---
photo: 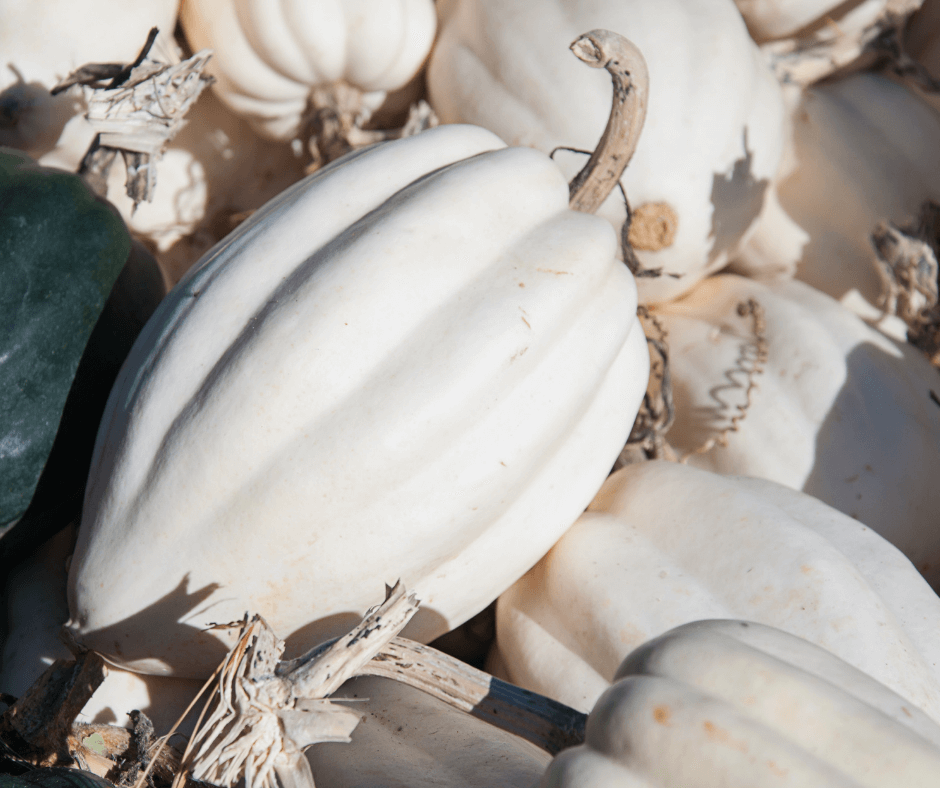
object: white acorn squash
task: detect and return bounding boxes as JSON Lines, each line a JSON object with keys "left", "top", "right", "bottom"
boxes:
{"left": 1, "top": 527, "right": 202, "bottom": 733}
{"left": 540, "top": 619, "right": 940, "bottom": 787}
{"left": 37, "top": 88, "right": 306, "bottom": 287}
{"left": 734, "top": 1, "right": 922, "bottom": 87}
{"left": 179, "top": 0, "right": 437, "bottom": 140}
{"left": 0, "top": 0, "right": 178, "bottom": 156}
{"left": 66, "top": 122, "right": 649, "bottom": 678}
{"left": 654, "top": 274, "right": 940, "bottom": 587}
{"left": 426, "top": 0, "right": 785, "bottom": 303}
{"left": 305, "top": 675, "right": 550, "bottom": 787}
{"left": 490, "top": 461, "right": 940, "bottom": 722}
{"left": 732, "top": 0, "right": 867, "bottom": 41}
{"left": 733, "top": 73, "right": 940, "bottom": 327}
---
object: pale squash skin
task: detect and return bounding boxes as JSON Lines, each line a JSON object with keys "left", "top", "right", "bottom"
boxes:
{"left": 66, "top": 124, "right": 649, "bottom": 679}
{"left": 734, "top": 74, "right": 940, "bottom": 323}
{"left": 306, "top": 676, "right": 549, "bottom": 787}
{"left": 0, "top": 0, "right": 178, "bottom": 156}
{"left": 427, "top": 0, "right": 785, "bottom": 304}
{"left": 656, "top": 274, "right": 940, "bottom": 587}
{"left": 0, "top": 528, "right": 202, "bottom": 733}
{"left": 540, "top": 620, "right": 940, "bottom": 787}
{"left": 38, "top": 89, "right": 306, "bottom": 287}
{"left": 734, "top": 0, "right": 899, "bottom": 42}
{"left": 180, "top": 0, "right": 437, "bottom": 140}
{"left": 490, "top": 462, "right": 940, "bottom": 723}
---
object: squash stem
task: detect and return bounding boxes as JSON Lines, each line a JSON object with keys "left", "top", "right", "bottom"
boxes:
{"left": 567, "top": 30, "right": 649, "bottom": 215}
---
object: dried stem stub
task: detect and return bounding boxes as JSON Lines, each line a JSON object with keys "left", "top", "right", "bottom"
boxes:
{"left": 302, "top": 85, "right": 439, "bottom": 174}
{"left": 567, "top": 30, "right": 649, "bottom": 215}
{"left": 53, "top": 28, "right": 213, "bottom": 206}
{"left": 764, "top": 0, "right": 923, "bottom": 87}
{"left": 183, "top": 583, "right": 419, "bottom": 788}
{"left": 178, "top": 584, "right": 587, "bottom": 788}
{"left": 872, "top": 201, "right": 940, "bottom": 367}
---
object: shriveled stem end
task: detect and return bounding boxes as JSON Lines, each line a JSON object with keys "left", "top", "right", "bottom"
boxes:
{"left": 568, "top": 30, "right": 649, "bottom": 214}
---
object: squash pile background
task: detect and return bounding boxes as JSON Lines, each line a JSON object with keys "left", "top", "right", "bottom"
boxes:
{"left": 4, "top": 0, "right": 940, "bottom": 785}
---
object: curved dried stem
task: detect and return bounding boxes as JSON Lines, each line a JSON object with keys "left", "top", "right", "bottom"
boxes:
{"left": 357, "top": 638, "right": 586, "bottom": 755}
{"left": 182, "top": 583, "right": 420, "bottom": 788}
{"left": 177, "top": 585, "right": 585, "bottom": 788}
{"left": 567, "top": 30, "right": 649, "bottom": 214}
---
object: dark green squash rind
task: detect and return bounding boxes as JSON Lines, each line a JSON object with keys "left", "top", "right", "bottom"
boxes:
{"left": 0, "top": 148, "right": 132, "bottom": 526}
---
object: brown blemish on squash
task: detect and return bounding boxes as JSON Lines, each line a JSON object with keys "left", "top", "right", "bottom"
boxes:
{"left": 536, "top": 268, "right": 573, "bottom": 275}
{"left": 767, "top": 760, "right": 788, "bottom": 777}
{"left": 618, "top": 623, "right": 646, "bottom": 647}
{"left": 703, "top": 720, "right": 748, "bottom": 752}
{"left": 653, "top": 706, "right": 671, "bottom": 726}
{"left": 628, "top": 202, "right": 678, "bottom": 251}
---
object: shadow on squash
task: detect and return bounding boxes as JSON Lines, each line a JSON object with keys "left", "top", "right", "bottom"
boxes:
{"left": 803, "top": 340, "right": 940, "bottom": 592}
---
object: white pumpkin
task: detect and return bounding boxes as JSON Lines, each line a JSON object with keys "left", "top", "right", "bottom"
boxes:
{"left": 733, "top": 73, "right": 940, "bottom": 327}
{"left": 540, "top": 620, "right": 940, "bottom": 787}
{"left": 179, "top": 0, "right": 437, "bottom": 140}
{"left": 654, "top": 273, "right": 940, "bottom": 587}
{"left": 427, "top": 0, "right": 785, "bottom": 303}
{"left": 305, "top": 676, "right": 550, "bottom": 787}
{"left": 490, "top": 461, "right": 940, "bottom": 722}
{"left": 66, "top": 123, "right": 649, "bottom": 678}
{"left": 0, "top": 0, "right": 178, "bottom": 156}
{"left": 37, "top": 89, "right": 306, "bottom": 287}
{"left": 732, "top": 0, "right": 871, "bottom": 42}
{"left": 0, "top": 527, "right": 202, "bottom": 733}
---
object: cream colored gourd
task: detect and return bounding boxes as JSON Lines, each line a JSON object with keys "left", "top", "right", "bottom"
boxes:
{"left": 540, "top": 620, "right": 940, "bottom": 787}
{"left": 427, "top": 0, "right": 785, "bottom": 303}
{"left": 38, "top": 89, "right": 306, "bottom": 287}
{"left": 734, "top": 73, "right": 940, "bottom": 325}
{"left": 180, "top": 0, "right": 436, "bottom": 140}
{"left": 305, "top": 676, "right": 549, "bottom": 787}
{"left": 0, "top": 0, "right": 178, "bottom": 155}
{"left": 746, "top": 1, "right": 924, "bottom": 86}
{"left": 655, "top": 274, "right": 940, "bottom": 586}
{"left": 732, "top": 0, "right": 877, "bottom": 41}
{"left": 490, "top": 461, "right": 940, "bottom": 722}
{"left": 66, "top": 121, "right": 649, "bottom": 678}
{"left": 1, "top": 528, "right": 202, "bottom": 733}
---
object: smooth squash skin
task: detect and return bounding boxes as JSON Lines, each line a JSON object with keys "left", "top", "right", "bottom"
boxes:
{"left": 0, "top": 0, "right": 178, "bottom": 156}
{"left": 181, "top": 0, "right": 437, "bottom": 140}
{"left": 656, "top": 274, "right": 940, "bottom": 588}
{"left": 734, "top": 74, "right": 940, "bottom": 322}
{"left": 67, "top": 124, "right": 649, "bottom": 678}
{"left": 306, "top": 675, "right": 550, "bottom": 788}
{"left": 427, "top": 0, "right": 785, "bottom": 304}
{"left": 1, "top": 526, "right": 202, "bottom": 733}
{"left": 491, "top": 462, "right": 940, "bottom": 723}
{"left": 540, "top": 620, "right": 940, "bottom": 787}
{"left": 0, "top": 148, "right": 132, "bottom": 532}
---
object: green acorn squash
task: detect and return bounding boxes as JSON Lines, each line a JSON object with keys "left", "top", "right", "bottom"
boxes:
{"left": 0, "top": 148, "right": 142, "bottom": 542}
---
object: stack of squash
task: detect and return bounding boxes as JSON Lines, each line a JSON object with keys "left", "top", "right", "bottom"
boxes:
{"left": 4, "top": 0, "right": 940, "bottom": 785}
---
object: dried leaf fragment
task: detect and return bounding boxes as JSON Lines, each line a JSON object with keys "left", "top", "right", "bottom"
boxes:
{"left": 873, "top": 201, "right": 940, "bottom": 366}
{"left": 53, "top": 29, "right": 213, "bottom": 206}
